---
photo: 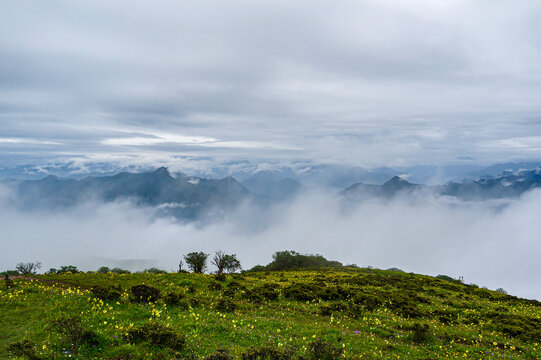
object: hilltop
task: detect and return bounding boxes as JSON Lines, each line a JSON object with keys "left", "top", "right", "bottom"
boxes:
{"left": 1, "top": 267, "right": 539, "bottom": 359}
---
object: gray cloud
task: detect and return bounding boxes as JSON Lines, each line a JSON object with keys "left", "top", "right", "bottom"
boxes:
{"left": 1, "top": 0, "right": 541, "bottom": 168}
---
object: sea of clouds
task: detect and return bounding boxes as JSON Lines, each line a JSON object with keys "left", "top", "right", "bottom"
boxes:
{"left": 1, "top": 184, "right": 539, "bottom": 300}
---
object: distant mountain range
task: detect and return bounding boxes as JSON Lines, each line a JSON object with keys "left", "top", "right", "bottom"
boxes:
{"left": 7, "top": 168, "right": 250, "bottom": 221}
{"left": 342, "top": 168, "right": 541, "bottom": 201}
{"left": 3, "top": 160, "right": 541, "bottom": 188}
{"left": 3, "top": 166, "right": 541, "bottom": 222}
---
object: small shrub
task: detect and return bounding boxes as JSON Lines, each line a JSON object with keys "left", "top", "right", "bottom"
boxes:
{"left": 51, "top": 317, "right": 102, "bottom": 348}
{"left": 408, "top": 323, "right": 432, "bottom": 343}
{"left": 352, "top": 292, "right": 384, "bottom": 311}
{"left": 214, "top": 274, "right": 227, "bottom": 282}
{"left": 208, "top": 282, "right": 223, "bottom": 291}
{"left": 125, "top": 322, "right": 185, "bottom": 351}
{"left": 216, "top": 298, "right": 236, "bottom": 313}
{"left": 111, "top": 267, "right": 131, "bottom": 274}
{"left": 97, "top": 266, "right": 110, "bottom": 273}
{"left": 91, "top": 285, "right": 121, "bottom": 301}
{"left": 130, "top": 284, "right": 161, "bottom": 303}
{"left": 0, "top": 270, "right": 20, "bottom": 276}
{"left": 283, "top": 283, "right": 321, "bottom": 301}
{"left": 244, "top": 284, "right": 280, "bottom": 302}
{"left": 242, "top": 345, "right": 294, "bottom": 360}
{"left": 205, "top": 349, "right": 233, "bottom": 360}
{"left": 7, "top": 339, "right": 40, "bottom": 360}
{"left": 307, "top": 338, "right": 343, "bottom": 360}
{"left": 4, "top": 274, "right": 14, "bottom": 289}
{"left": 144, "top": 267, "right": 167, "bottom": 274}
{"left": 56, "top": 265, "right": 79, "bottom": 274}
{"left": 164, "top": 291, "right": 184, "bottom": 305}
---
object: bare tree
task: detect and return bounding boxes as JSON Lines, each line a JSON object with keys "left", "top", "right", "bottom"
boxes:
{"left": 178, "top": 259, "right": 184, "bottom": 273}
{"left": 212, "top": 250, "right": 227, "bottom": 275}
{"left": 15, "top": 261, "right": 42, "bottom": 275}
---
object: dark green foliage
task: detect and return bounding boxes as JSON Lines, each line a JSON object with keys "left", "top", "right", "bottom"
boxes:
{"left": 484, "top": 312, "right": 541, "bottom": 341}
{"left": 91, "top": 285, "right": 122, "bottom": 301}
{"left": 184, "top": 252, "right": 209, "bottom": 273}
{"left": 56, "top": 265, "right": 79, "bottom": 274}
{"left": 205, "top": 349, "right": 233, "bottom": 360}
{"left": 436, "top": 274, "right": 463, "bottom": 284}
{"left": 242, "top": 345, "right": 294, "bottom": 360}
{"left": 164, "top": 291, "right": 184, "bottom": 305}
{"left": 130, "top": 284, "right": 162, "bottom": 303}
{"left": 51, "top": 316, "right": 103, "bottom": 348}
{"left": 215, "top": 298, "right": 236, "bottom": 313}
{"left": 244, "top": 283, "right": 280, "bottom": 302}
{"left": 4, "top": 274, "right": 14, "bottom": 289}
{"left": 214, "top": 274, "right": 227, "bottom": 282}
{"left": 208, "top": 281, "right": 223, "bottom": 291}
{"left": 125, "top": 322, "right": 185, "bottom": 351}
{"left": 283, "top": 283, "right": 321, "bottom": 301}
{"left": 144, "top": 267, "right": 168, "bottom": 274}
{"left": 318, "top": 302, "right": 363, "bottom": 318}
{"left": 97, "top": 266, "right": 110, "bottom": 273}
{"left": 431, "top": 309, "right": 460, "bottom": 324}
{"left": 307, "top": 338, "right": 343, "bottom": 360}
{"left": 407, "top": 323, "right": 432, "bottom": 343}
{"left": 212, "top": 251, "right": 242, "bottom": 275}
{"left": 352, "top": 292, "right": 384, "bottom": 311}
{"left": 111, "top": 267, "right": 131, "bottom": 274}
{"left": 0, "top": 270, "right": 20, "bottom": 276}
{"left": 7, "top": 339, "right": 40, "bottom": 360}
{"left": 266, "top": 251, "right": 342, "bottom": 271}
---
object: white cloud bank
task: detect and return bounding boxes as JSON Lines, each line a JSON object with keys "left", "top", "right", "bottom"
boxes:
{"left": 0, "top": 186, "right": 540, "bottom": 300}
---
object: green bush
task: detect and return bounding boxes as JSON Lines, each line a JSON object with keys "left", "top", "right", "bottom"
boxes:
{"left": 205, "top": 349, "right": 233, "bottom": 360}
{"left": 144, "top": 267, "right": 168, "bottom": 274}
{"left": 51, "top": 316, "right": 103, "bottom": 348}
{"left": 125, "top": 322, "right": 185, "bottom": 351}
{"left": 408, "top": 323, "right": 432, "bottom": 343}
{"left": 215, "top": 298, "right": 236, "bottom": 313}
{"left": 97, "top": 266, "right": 110, "bottom": 273}
{"left": 130, "top": 284, "right": 161, "bottom": 303}
{"left": 7, "top": 339, "right": 40, "bottom": 360}
{"left": 111, "top": 267, "right": 131, "bottom": 274}
{"left": 91, "top": 285, "right": 121, "bottom": 301}
{"left": 164, "top": 291, "right": 184, "bottom": 305}
{"left": 208, "top": 281, "right": 223, "bottom": 291}
{"left": 306, "top": 338, "right": 343, "bottom": 360}
{"left": 266, "top": 251, "right": 342, "bottom": 271}
{"left": 242, "top": 345, "right": 294, "bottom": 359}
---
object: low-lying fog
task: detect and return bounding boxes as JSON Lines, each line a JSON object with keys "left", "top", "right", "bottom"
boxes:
{"left": 1, "top": 184, "right": 539, "bottom": 300}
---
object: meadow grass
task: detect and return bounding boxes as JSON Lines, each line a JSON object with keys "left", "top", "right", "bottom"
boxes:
{"left": 1, "top": 268, "right": 539, "bottom": 359}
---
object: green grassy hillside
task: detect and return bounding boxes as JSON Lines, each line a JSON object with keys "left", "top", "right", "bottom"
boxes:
{"left": 1, "top": 268, "right": 539, "bottom": 359}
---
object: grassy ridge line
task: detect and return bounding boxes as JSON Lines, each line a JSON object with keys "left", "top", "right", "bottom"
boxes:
{"left": 1, "top": 268, "right": 540, "bottom": 359}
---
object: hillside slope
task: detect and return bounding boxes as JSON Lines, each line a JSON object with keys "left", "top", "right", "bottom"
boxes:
{"left": 1, "top": 268, "right": 539, "bottom": 359}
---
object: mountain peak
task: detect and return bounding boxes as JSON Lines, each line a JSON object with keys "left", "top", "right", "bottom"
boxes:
{"left": 384, "top": 176, "right": 411, "bottom": 185}
{"left": 152, "top": 167, "right": 171, "bottom": 177}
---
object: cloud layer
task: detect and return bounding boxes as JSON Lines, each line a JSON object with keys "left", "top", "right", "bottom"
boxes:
{"left": 2, "top": 0, "right": 541, "bottom": 168}
{"left": 1, "top": 184, "right": 540, "bottom": 300}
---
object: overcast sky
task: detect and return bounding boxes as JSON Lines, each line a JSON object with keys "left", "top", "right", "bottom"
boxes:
{"left": 2, "top": 0, "right": 541, "bottom": 169}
